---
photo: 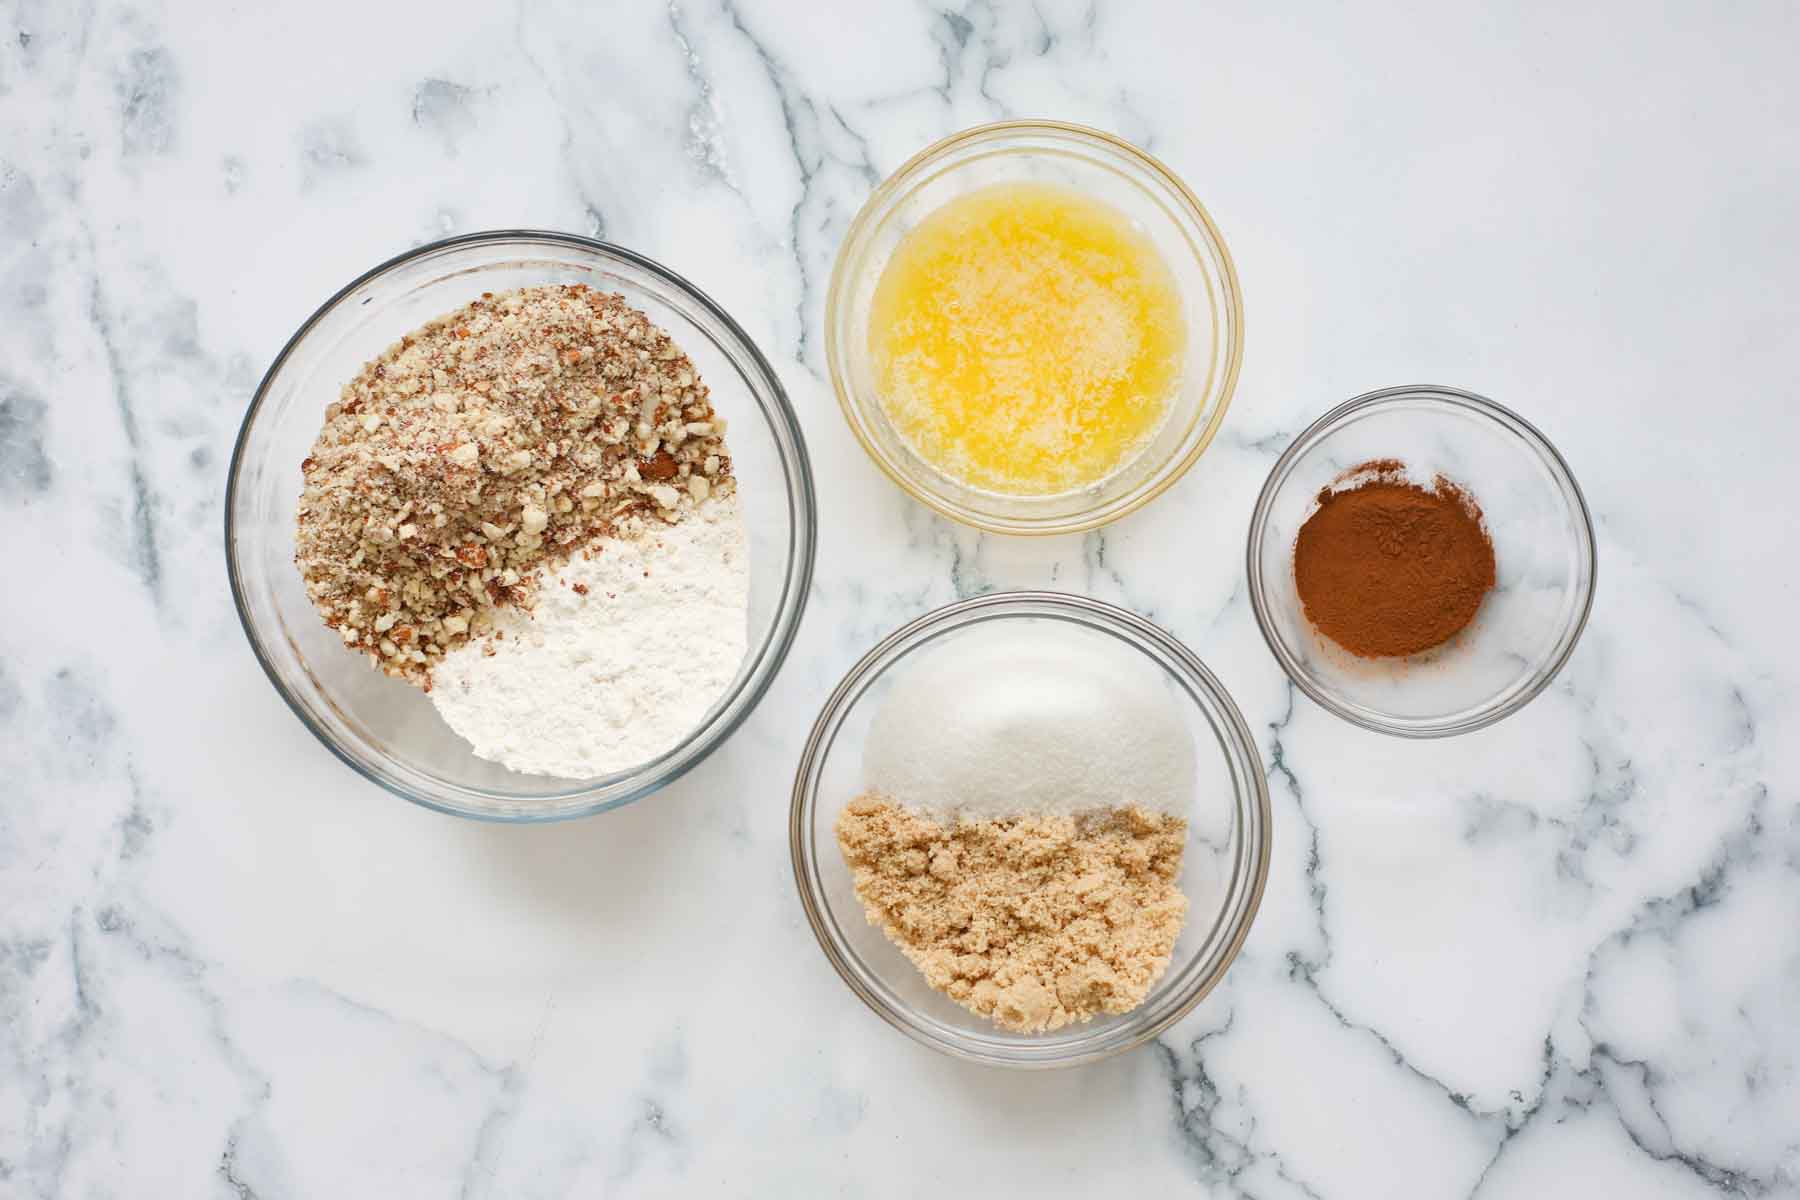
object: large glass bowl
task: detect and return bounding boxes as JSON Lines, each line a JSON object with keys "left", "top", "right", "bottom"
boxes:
{"left": 1247, "top": 385, "right": 1595, "bottom": 738}
{"left": 825, "top": 120, "right": 1244, "bottom": 535}
{"left": 790, "top": 592, "right": 1270, "bottom": 1068}
{"left": 226, "top": 231, "right": 816, "bottom": 821}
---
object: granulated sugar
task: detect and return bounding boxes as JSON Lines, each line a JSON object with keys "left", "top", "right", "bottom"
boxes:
{"left": 861, "top": 623, "right": 1195, "bottom": 820}
{"left": 430, "top": 496, "right": 748, "bottom": 778}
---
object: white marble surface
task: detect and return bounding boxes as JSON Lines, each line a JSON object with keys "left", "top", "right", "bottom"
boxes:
{"left": 3, "top": 0, "right": 1797, "bottom": 1195}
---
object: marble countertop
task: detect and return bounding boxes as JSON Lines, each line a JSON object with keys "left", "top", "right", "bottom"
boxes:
{"left": 5, "top": 1, "right": 1797, "bottom": 1195}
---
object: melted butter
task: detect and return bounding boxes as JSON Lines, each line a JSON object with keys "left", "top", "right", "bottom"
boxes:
{"left": 868, "top": 181, "right": 1186, "bottom": 496}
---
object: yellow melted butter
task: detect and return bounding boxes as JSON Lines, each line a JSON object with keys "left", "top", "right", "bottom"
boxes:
{"left": 869, "top": 181, "right": 1186, "bottom": 496}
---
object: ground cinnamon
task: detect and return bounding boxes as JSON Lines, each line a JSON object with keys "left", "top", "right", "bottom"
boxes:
{"left": 1293, "top": 462, "right": 1497, "bottom": 658}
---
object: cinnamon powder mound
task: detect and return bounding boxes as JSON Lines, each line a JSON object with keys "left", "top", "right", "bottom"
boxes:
{"left": 836, "top": 796, "right": 1188, "bottom": 1034}
{"left": 1293, "top": 463, "right": 1497, "bottom": 658}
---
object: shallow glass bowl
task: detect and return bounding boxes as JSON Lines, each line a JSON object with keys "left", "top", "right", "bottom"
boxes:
{"left": 825, "top": 120, "right": 1244, "bottom": 535}
{"left": 227, "top": 231, "right": 816, "bottom": 821}
{"left": 1247, "top": 385, "right": 1595, "bottom": 738}
{"left": 790, "top": 592, "right": 1270, "bottom": 1068}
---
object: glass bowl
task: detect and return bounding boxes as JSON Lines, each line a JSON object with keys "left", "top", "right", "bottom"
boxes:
{"left": 824, "top": 120, "right": 1244, "bottom": 535}
{"left": 1247, "top": 385, "right": 1595, "bottom": 738}
{"left": 789, "top": 592, "right": 1270, "bottom": 1068}
{"left": 226, "top": 231, "right": 817, "bottom": 821}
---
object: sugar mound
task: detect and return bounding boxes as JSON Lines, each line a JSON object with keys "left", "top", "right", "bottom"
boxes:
{"left": 861, "top": 623, "right": 1196, "bottom": 819}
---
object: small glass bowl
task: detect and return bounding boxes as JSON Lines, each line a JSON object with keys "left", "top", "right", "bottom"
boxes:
{"left": 227, "top": 231, "right": 817, "bottom": 821}
{"left": 1247, "top": 385, "right": 1596, "bottom": 738}
{"left": 790, "top": 592, "right": 1271, "bottom": 1068}
{"left": 824, "top": 120, "right": 1244, "bottom": 535}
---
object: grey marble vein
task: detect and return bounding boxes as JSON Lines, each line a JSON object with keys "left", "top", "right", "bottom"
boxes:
{"left": 82, "top": 234, "right": 163, "bottom": 600}
{"left": 715, "top": 0, "right": 881, "bottom": 371}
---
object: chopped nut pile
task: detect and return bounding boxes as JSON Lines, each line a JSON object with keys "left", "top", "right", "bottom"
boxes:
{"left": 294, "top": 284, "right": 734, "bottom": 687}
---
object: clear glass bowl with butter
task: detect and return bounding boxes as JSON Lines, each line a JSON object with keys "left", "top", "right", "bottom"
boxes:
{"left": 825, "top": 121, "right": 1245, "bottom": 535}
{"left": 789, "top": 592, "right": 1271, "bottom": 1068}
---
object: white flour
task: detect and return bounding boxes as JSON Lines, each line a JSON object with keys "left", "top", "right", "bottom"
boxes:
{"left": 862, "top": 623, "right": 1195, "bottom": 820}
{"left": 431, "top": 496, "right": 749, "bottom": 778}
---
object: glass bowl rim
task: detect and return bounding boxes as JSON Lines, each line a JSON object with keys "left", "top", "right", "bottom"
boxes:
{"left": 1245, "top": 383, "right": 1598, "bottom": 739}
{"left": 225, "top": 228, "right": 819, "bottom": 822}
{"left": 823, "top": 118, "right": 1246, "bottom": 536}
{"left": 788, "top": 590, "right": 1272, "bottom": 1068}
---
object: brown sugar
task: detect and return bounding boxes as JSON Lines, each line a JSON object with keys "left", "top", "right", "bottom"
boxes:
{"left": 1292, "top": 463, "right": 1497, "bottom": 658}
{"left": 835, "top": 796, "right": 1188, "bottom": 1034}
